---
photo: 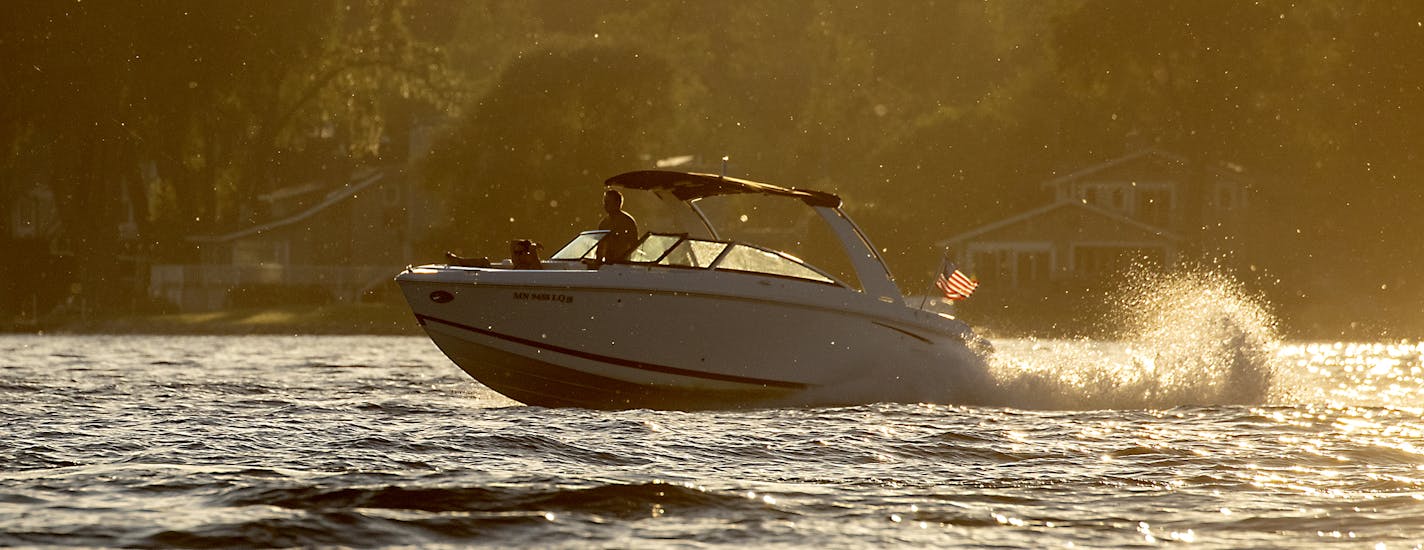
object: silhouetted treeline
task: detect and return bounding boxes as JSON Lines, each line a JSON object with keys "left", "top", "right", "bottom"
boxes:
{"left": 4, "top": 1, "right": 1422, "bottom": 335}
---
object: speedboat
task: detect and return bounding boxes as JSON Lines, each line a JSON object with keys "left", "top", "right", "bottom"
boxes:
{"left": 396, "top": 170, "right": 991, "bottom": 410}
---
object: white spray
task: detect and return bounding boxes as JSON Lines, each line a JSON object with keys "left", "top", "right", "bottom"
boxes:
{"left": 982, "top": 267, "right": 1282, "bottom": 410}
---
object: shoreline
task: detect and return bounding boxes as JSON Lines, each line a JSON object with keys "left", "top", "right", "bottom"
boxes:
{"left": 16, "top": 303, "right": 424, "bottom": 336}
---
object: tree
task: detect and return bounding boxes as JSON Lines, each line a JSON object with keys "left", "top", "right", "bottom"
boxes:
{"left": 424, "top": 44, "right": 675, "bottom": 253}
{"left": 0, "top": 0, "right": 457, "bottom": 314}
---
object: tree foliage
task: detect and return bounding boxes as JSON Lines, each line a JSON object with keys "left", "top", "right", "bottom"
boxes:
{"left": 425, "top": 44, "right": 674, "bottom": 251}
{"left": 5, "top": 0, "right": 455, "bottom": 245}
{"left": 2, "top": 0, "right": 457, "bottom": 309}
{"left": 6, "top": 0, "right": 1424, "bottom": 332}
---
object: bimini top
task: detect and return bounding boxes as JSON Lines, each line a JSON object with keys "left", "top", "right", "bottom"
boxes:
{"left": 605, "top": 170, "right": 842, "bottom": 208}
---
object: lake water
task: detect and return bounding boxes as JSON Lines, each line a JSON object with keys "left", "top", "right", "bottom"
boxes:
{"left": 4, "top": 330, "right": 1424, "bottom": 548}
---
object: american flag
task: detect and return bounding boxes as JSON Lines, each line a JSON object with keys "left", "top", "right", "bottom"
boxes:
{"left": 936, "top": 260, "right": 978, "bottom": 301}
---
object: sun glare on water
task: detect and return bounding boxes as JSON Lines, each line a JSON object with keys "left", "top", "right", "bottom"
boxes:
{"left": 1277, "top": 341, "right": 1424, "bottom": 408}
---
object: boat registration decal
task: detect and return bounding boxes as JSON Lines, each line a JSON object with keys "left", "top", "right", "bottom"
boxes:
{"left": 513, "top": 291, "right": 574, "bottom": 304}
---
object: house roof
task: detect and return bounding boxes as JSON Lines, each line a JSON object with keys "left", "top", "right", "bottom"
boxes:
{"left": 256, "top": 181, "right": 324, "bottom": 204}
{"left": 937, "top": 200, "right": 1184, "bottom": 248}
{"left": 1039, "top": 147, "right": 1251, "bottom": 190}
{"left": 190, "top": 169, "right": 386, "bottom": 244}
{"left": 1039, "top": 148, "right": 1190, "bottom": 190}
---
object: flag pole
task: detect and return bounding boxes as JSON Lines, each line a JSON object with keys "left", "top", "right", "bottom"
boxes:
{"left": 919, "top": 247, "right": 950, "bottom": 311}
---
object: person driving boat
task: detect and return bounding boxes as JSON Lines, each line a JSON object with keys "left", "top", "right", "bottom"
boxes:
{"left": 596, "top": 188, "right": 638, "bottom": 264}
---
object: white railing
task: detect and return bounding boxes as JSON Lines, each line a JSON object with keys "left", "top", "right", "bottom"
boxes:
{"left": 149, "top": 264, "right": 398, "bottom": 311}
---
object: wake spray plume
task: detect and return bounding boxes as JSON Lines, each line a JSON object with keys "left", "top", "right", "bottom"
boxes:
{"left": 984, "top": 265, "right": 1282, "bottom": 410}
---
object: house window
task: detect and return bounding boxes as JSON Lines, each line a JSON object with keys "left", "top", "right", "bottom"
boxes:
{"left": 1018, "top": 251, "right": 1051, "bottom": 284}
{"left": 1082, "top": 184, "right": 1131, "bottom": 213}
{"left": 969, "top": 244, "right": 1052, "bottom": 288}
{"left": 13, "top": 196, "right": 37, "bottom": 237}
{"left": 971, "top": 251, "right": 998, "bottom": 282}
{"left": 1217, "top": 185, "right": 1235, "bottom": 210}
{"left": 1138, "top": 188, "right": 1171, "bottom": 227}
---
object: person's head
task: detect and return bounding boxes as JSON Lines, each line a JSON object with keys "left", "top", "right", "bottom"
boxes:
{"left": 603, "top": 189, "right": 623, "bottom": 213}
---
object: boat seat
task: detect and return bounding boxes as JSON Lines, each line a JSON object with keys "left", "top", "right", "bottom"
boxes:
{"left": 444, "top": 251, "right": 491, "bottom": 268}
{"left": 511, "top": 239, "right": 544, "bottom": 270}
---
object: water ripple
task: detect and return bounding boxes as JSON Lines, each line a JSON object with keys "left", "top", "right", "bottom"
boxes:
{"left": 4, "top": 334, "right": 1424, "bottom": 547}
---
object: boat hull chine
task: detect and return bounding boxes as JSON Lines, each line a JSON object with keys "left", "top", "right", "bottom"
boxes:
{"left": 419, "top": 313, "right": 799, "bottom": 410}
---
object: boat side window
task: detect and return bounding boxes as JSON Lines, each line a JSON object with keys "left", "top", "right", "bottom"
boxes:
{"left": 626, "top": 233, "right": 684, "bottom": 263}
{"left": 549, "top": 231, "right": 607, "bottom": 260}
{"left": 656, "top": 239, "right": 729, "bottom": 268}
{"left": 713, "top": 244, "right": 837, "bottom": 284}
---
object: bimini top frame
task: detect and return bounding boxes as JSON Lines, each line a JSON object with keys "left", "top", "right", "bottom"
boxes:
{"left": 605, "top": 170, "right": 902, "bottom": 304}
{"left": 605, "top": 170, "right": 842, "bottom": 208}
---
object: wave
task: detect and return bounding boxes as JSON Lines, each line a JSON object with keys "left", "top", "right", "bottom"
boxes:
{"left": 472, "top": 433, "right": 649, "bottom": 466}
{"left": 138, "top": 512, "right": 419, "bottom": 549}
{"left": 222, "top": 480, "right": 780, "bottom": 518}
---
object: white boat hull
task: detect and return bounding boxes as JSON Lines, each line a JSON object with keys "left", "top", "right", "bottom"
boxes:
{"left": 398, "top": 264, "right": 989, "bottom": 410}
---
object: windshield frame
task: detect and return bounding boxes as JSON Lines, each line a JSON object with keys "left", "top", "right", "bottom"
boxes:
{"left": 622, "top": 232, "right": 846, "bottom": 287}
{"left": 549, "top": 230, "right": 608, "bottom": 260}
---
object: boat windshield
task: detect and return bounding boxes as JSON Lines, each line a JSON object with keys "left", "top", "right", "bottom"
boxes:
{"left": 627, "top": 233, "right": 682, "bottom": 263}
{"left": 549, "top": 230, "right": 606, "bottom": 260}
{"left": 715, "top": 244, "right": 836, "bottom": 284}
{"left": 659, "top": 239, "right": 728, "bottom": 268}
{"left": 626, "top": 232, "right": 839, "bottom": 285}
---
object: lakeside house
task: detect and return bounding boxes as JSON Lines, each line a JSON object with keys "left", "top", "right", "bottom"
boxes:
{"left": 3, "top": 178, "right": 65, "bottom": 324}
{"left": 149, "top": 166, "right": 435, "bottom": 311}
{"left": 3, "top": 162, "right": 148, "bottom": 323}
{"left": 940, "top": 148, "right": 1249, "bottom": 291}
